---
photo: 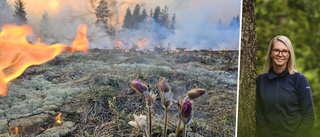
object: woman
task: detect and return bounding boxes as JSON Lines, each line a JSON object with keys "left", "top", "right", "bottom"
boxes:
{"left": 256, "top": 35, "right": 314, "bottom": 137}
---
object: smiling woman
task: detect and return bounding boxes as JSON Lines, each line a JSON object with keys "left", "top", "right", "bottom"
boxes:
{"left": 256, "top": 35, "right": 315, "bottom": 137}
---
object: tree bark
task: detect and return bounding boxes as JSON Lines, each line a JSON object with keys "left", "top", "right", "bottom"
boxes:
{"left": 238, "top": 0, "right": 258, "bottom": 136}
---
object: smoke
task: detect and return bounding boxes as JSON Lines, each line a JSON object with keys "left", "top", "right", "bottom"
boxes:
{"left": 144, "top": 0, "right": 241, "bottom": 50}
{"left": 3, "top": 0, "right": 240, "bottom": 50}
{"left": 30, "top": 0, "right": 113, "bottom": 48}
{"left": 116, "top": 0, "right": 241, "bottom": 50}
{"left": 0, "top": 0, "right": 14, "bottom": 28}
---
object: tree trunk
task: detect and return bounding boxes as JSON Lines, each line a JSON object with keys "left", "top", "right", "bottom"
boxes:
{"left": 238, "top": 0, "right": 258, "bottom": 136}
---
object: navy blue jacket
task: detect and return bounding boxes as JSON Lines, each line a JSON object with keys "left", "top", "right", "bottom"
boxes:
{"left": 257, "top": 67, "right": 314, "bottom": 137}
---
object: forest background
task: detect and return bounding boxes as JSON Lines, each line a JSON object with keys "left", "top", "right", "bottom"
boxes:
{"left": 255, "top": 0, "right": 320, "bottom": 136}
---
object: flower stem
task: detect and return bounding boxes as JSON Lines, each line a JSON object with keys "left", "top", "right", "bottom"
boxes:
{"left": 182, "top": 123, "right": 187, "bottom": 137}
{"left": 143, "top": 129, "right": 147, "bottom": 137}
{"left": 148, "top": 106, "right": 152, "bottom": 137}
{"left": 163, "top": 106, "right": 168, "bottom": 137}
{"left": 175, "top": 118, "right": 181, "bottom": 137}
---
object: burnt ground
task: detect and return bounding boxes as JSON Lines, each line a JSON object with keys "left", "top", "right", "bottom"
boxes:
{"left": 0, "top": 49, "right": 238, "bottom": 137}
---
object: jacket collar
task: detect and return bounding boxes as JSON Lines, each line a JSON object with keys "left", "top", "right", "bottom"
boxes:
{"left": 267, "top": 66, "right": 288, "bottom": 80}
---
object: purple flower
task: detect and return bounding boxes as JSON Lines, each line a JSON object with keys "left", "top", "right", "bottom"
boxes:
{"left": 180, "top": 99, "right": 192, "bottom": 121}
{"left": 130, "top": 79, "right": 148, "bottom": 94}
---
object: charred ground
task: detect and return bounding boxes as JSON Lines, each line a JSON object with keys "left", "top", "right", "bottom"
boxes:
{"left": 0, "top": 49, "right": 238, "bottom": 136}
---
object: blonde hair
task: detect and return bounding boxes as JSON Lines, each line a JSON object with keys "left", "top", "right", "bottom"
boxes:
{"left": 263, "top": 35, "right": 298, "bottom": 74}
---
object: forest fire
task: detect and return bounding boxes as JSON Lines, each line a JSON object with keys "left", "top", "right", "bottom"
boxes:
{"left": 138, "top": 39, "right": 147, "bottom": 47}
{"left": 56, "top": 113, "right": 62, "bottom": 124}
{"left": 0, "top": 24, "right": 89, "bottom": 96}
{"left": 112, "top": 40, "right": 238, "bottom": 54}
{"left": 115, "top": 41, "right": 122, "bottom": 50}
{"left": 9, "top": 127, "right": 18, "bottom": 135}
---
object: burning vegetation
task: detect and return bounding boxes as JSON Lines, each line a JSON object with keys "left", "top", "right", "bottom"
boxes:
{"left": 0, "top": 0, "right": 240, "bottom": 136}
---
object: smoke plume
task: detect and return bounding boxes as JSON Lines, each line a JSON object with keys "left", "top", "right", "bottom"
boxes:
{"left": 3, "top": 0, "right": 241, "bottom": 50}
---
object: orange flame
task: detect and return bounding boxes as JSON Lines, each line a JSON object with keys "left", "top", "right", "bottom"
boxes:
{"left": 15, "top": 127, "right": 18, "bottom": 135}
{"left": 218, "top": 51, "right": 223, "bottom": 53}
{"left": 115, "top": 41, "right": 121, "bottom": 50}
{"left": 157, "top": 45, "right": 161, "bottom": 48}
{"left": 0, "top": 24, "right": 89, "bottom": 96}
{"left": 56, "top": 113, "right": 62, "bottom": 124}
{"left": 223, "top": 49, "right": 229, "bottom": 51}
{"left": 138, "top": 39, "right": 147, "bottom": 47}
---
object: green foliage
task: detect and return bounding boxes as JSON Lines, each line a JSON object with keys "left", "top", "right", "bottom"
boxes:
{"left": 255, "top": 0, "right": 320, "bottom": 136}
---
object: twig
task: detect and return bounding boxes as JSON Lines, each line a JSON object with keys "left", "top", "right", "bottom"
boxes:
{"left": 7, "top": 111, "right": 54, "bottom": 125}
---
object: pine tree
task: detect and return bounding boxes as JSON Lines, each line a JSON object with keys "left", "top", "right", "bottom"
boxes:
{"left": 95, "top": 0, "right": 110, "bottom": 32}
{"left": 141, "top": 9, "right": 148, "bottom": 21}
{"left": 159, "top": 5, "right": 169, "bottom": 28}
{"left": 13, "top": 0, "right": 27, "bottom": 25}
{"left": 238, "top": 0, "right": 257, "bottom": 136}
{"left": 149, "top": 8, "right": 153, "bottom": 18}
{"left": 170, "top": 13, "right": 176, "bottom": 33}
{"left": 153, "top": 6, "right": 161, "bottom": 23}
{"left": 132, "top": 4, "right": 141, "bottom": 28}
{"left": 0, "top": 0, "right": 14, "bottom": 27}
{"left": 123, "top": 7, "right": 132, "bottom": 29}
{"left": 39, "top": 12, "right": 50, "bottom": 39}
{"left": 229, "top": 15, "right": 240, "bottom": 29}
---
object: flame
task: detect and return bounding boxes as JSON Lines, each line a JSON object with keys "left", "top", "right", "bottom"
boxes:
{"left": 157, "top": 45, "right": 161, "bottom": 48}
{"left": 56, "top": 113, "right": 62, "bottom": 124}
{"left": 0, "top": 24, "right": 89, "bottom": 96}
{"left": 125, "top": 49, "right": 129, "bottom": 52}
{"left": 218, "top": 51, "right": 223, "bottom": 53}
{"left": 138, "top": 39, "right": 147, "bottom": 47}
{"left": 9, "top": 127, "right": 18, "bottom": 135}
{"left": 34, "top": 38, "right": 42, "bottom": 43}
{"left": 143, "top": 50, "right": 147, "bottom": 53}
{"left": 15, "top": 127, "right": 18, "bottom": 135}
{"left": 115, "top": 41, "right": 121, "bottom": 50}
{"left": 223, "top": 49, "right": 229, "bottom": 51}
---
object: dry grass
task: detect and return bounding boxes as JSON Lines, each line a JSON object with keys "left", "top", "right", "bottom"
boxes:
{"left": 1, "top": 49, "right": 238, "bottom": 136}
